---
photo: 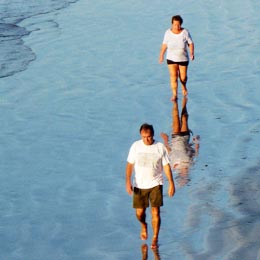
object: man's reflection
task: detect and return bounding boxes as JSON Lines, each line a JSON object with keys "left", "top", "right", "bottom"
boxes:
{"left": 160, "top": 97, "right": 200, "bottom": 187}
{"left": 141, "top": 243, "right": 161, "bottom": 260}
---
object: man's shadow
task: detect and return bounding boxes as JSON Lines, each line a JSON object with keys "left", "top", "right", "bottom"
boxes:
{"left": 161, "top": 97, "right": 200, "bottom": 187}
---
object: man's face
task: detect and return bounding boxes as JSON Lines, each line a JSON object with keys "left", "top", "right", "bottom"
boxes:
{"left": 140, "top": 129, "right": 154, "bottom": 145}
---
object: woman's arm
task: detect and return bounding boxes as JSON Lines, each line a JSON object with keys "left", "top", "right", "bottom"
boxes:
{"left": 159, "top": 44, "right": 167, "bottom": 63}
{"left": 160, "top": 132, "right": 171, "bottom": 152}
{"left": 189, "top": 43, "right": 194, "bottom": 60}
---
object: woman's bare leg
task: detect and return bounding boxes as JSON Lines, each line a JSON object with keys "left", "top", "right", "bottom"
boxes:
{"left": 168, "top": 64, "right": 179, "bottom": 100}
{"left": 179, "top": 65, "right": 188, "bottom": 96}
{"left": 181, "top": 96, "right": 189, "bottom": 132}
{"left": 172, "top": 100, "right": 181, "bottom": 134}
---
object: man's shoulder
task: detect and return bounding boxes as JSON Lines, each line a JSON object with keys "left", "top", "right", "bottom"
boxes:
{"left": 133, "top": 139, "right": 143, "bottom": 145}
{"left": 130, "top": 139, "right": 143, "bottom": 148}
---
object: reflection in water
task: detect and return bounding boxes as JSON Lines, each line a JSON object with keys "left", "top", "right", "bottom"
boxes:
{"left": 141, "top": 243, "right": 161, "bottom": 260}
{"left": 161, "top": 97, "right": 200, "bottom": 187}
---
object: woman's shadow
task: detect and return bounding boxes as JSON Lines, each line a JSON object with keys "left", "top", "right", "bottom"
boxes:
{"left": 161, "top": 97, "right": 200, "bottom": 187}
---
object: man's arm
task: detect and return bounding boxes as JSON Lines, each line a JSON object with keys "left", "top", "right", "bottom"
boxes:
{"left": 126, "top": 162, "right": 134, "bottom": 195}
{"left": 163, "top": 164, "right": 175, "bottom": 197}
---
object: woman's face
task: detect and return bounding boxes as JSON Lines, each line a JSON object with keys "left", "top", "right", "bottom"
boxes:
{"left": 172, "top": 20, "right": 181, "bottom": 31}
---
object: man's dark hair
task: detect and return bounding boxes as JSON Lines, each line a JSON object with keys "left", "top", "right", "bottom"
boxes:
{"left": 171, "top": 15, "right": 183, "bottom": 25}
{"left": 139, "top": 123, "right": 154, "bottom": 136}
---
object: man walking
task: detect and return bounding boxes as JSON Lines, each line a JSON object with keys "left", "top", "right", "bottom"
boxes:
{"left": 126, "top": 123, "right": 175, "bottom": 249}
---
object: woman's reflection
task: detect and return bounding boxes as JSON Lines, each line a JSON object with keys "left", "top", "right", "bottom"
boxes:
{"left": 160, "top": 97, "right": 200, "bottom": 187}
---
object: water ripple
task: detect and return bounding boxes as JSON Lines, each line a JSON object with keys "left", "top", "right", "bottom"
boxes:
{"left": 0, "top": 0, "right": 78, "bottom": 78}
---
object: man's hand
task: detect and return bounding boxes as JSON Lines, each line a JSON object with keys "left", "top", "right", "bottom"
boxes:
{"left": 163, "top": 164, "right": 175, "bottom": 197}
{"left": 168, "top": 182, "right": 175, "bottom": 197}
{"left": 126, "top": 182, "right": 133, "bottom": 196}
{"left": 126, "top": 162, "right": 134, "bottom": 195}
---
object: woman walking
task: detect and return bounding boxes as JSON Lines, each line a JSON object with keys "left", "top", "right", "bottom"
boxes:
{"left": 159, "top": 15, "right": 194, "bottom": 101}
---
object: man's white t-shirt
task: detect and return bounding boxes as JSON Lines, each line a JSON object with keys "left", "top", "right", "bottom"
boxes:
{"left": 127, "top": 140, "right": 170, "bottom": 189}
{"left": 162, "top": 28, "right": 193, "bottom": 62}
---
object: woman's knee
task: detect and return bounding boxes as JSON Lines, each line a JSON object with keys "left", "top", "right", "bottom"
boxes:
{"left": 180, "top": 76, "right": 188, "bottom": 85}
{"left": 170, "top": 74, "right": 178, "bottom": 83}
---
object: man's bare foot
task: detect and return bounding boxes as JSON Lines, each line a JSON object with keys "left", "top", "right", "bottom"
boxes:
{"left": 140, "top": 224, "right": 148, "bottom": 240}
{"left": 151, "top": 236, "right": 158, "bottom": 249}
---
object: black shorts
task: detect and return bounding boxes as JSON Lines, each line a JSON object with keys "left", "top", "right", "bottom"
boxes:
{"left": 167, "top": 59, "right": 189, "bottom": 66}
{"left": 133, "top": 185, "right": 163, "bottom": 208}
{"left": 172, "top": 131, "right": 190, "bottom": 138}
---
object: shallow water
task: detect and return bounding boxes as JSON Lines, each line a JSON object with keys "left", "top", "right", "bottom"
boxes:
{"left": 0, "top": 0, "right": 260, "bottom": 259}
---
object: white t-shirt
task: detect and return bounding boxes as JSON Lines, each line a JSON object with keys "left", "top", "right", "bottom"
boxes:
{"left": 162, "top": 28, "right": 193, "bottom": 62}
{"left": 127, "top": 140, "right": 170, "bottom": 189}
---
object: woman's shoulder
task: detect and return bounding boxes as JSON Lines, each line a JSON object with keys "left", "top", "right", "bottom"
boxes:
{"left": 182, "top": 28, "right": 191, "bottom": 35}
{"left": 164, "top": 28, "right": 171, "bottom": 34}
{"left": 181, "top": 28, "right": 188, "bottom": 33}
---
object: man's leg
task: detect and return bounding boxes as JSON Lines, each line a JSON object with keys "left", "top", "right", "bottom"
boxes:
{"left": 151, "top": 207, "right": 161, "bottom": 248}
{"left": 136, "top": 208, "right": 148, "bottom": 240}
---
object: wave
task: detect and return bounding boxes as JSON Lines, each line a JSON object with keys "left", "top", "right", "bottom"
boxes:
{"left": 0, "top": 0, "right": 78, "bottom": 78}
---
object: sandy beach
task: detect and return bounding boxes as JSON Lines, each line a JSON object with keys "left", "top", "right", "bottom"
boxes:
{"left": 0, "top": 0, "right": 260, "bottom": 259}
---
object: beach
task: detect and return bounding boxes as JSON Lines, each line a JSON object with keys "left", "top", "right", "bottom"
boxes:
{"left": 0, "top": 0, "right": 260, "bottom": 259}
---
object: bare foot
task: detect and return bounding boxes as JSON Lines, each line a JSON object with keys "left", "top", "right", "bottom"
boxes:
{"left": 140, "top": 224, "right": 148, "bottom": 240}
{"left": 182, "top": 87, "right": 188, "bottom": 96}
{"left": 151, "top": 236, "right": 158, "bottom": 249}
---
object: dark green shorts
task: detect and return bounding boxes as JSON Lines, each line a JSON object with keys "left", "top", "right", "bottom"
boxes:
{"left": 133, "top": 185, "right": 163, "bottom": 208}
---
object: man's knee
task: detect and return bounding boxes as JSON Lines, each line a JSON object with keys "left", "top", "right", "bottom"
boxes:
{"left": 136, "top": 209, "right": 146, "bottom": 221}
{"left": 151, "top": 207, "right": 160, "bottom": 217}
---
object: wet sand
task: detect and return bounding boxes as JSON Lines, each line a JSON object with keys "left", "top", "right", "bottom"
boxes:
{"left": 0, "top": 0, "right": 260, "bottom": 259}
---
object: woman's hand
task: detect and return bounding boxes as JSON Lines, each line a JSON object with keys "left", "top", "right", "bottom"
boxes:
{"left": 159, "top": 56, "right": 164, "bottom": 64}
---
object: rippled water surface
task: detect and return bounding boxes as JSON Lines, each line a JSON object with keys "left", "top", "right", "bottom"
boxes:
{"left": 0, "top": 0, "right": 260, "bottom": 259}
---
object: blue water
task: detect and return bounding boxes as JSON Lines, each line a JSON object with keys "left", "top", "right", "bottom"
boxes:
{"left": 0, "top": 0, "right": 78, "bottom": 78}
{"left": 0, "top": 0, "right": 260, "bottom": 259}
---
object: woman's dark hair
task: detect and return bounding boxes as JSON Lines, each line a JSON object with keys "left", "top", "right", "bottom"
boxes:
{"left": 139, "top": 123, "right": 154, "bottom": 136}
{"left": 171, "top": 15, "right": 183, "bottom": 25}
